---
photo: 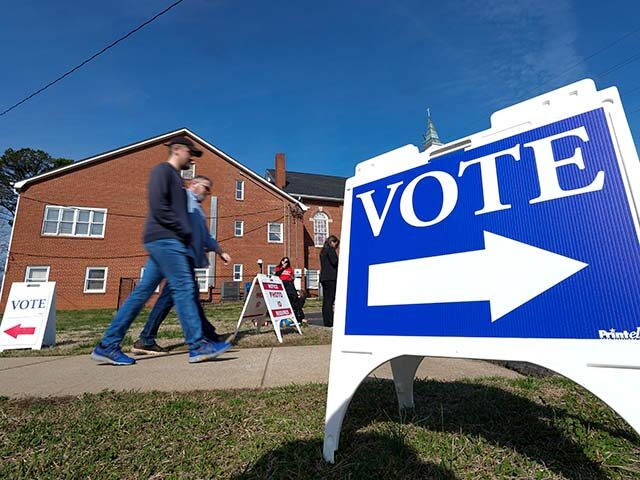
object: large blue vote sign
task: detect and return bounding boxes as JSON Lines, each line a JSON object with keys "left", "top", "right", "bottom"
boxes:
{"left": 345, "top": 107, "right": 640, "bottom": 339}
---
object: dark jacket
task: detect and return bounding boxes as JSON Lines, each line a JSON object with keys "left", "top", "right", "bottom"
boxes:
{"left": 320, "top": 247, "right": 338, "bottom": 282}
{"left": 143, "top": 163, "right": 192, "bottom": 245}
{"left": 187, "top": 191, "right": 221, "bottom": 268}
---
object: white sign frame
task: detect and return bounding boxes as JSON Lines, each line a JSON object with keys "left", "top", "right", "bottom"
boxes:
{"left": 235, "top": 274, "right": 302, "bottom": 343}
{"left": 1, "top": 282, "right": 56, "bottom": 351}
{"left": 323, "top": 79, "right": 640, "bottom": 462}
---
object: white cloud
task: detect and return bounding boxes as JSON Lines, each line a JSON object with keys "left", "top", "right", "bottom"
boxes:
{"left": 450, "top": 0, "right": 586, "bottom": 103}
{"left": 391, "top": 0, "right": 586, "bottom": 109}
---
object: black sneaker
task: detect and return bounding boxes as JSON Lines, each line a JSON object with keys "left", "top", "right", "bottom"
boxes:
{"left": 131, "top": 340, "right": 169, "bottom": 355}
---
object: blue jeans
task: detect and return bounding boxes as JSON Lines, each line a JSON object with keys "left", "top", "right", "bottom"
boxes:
{"left": 139, "top": 271, "right": 218, "bottom": 345}
{"left": 100, "top": 239, "right": 204, "bottom": 349}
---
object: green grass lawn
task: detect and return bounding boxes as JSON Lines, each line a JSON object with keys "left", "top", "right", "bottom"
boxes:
{"left": 1, "top": 298, "right": 330, "bottom": 357}
{"left": 1, "top": 376, "right": 639, "bottom": 479}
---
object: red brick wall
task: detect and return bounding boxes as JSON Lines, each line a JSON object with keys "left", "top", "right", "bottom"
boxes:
{"left": 301, "top": 200, "right": 343, "bottom": 294}
{"left": 0, "top": 137, "right": 305, "bottom": 310}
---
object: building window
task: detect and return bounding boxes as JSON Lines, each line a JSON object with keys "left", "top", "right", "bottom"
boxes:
{"left": 84, "top": 267, "right": 108, "bottom": 293}
{"left": 181, "top": 162, "right": 196, "bottom": 180}
{"left": 235, "top": 180, "right": 244, "bottom": 200}
{"left": 313, "top": 212, "right": 329, "bottom": 247}
{"left": 25, "top": 266, "right": 50, "bottom": 283}
{"left": 140, "top": 267, "right": 160, "bottom": 293}
{"left": 42, "top": 205, "right": 107, "bottom": 238}
{"left": 234, "top": 220, "right": 244, "bottom": 237}
{"left": 306, "top": 269, "right": 320, "bottom": 290}
{"left": 233, "top": 264, "right": 243, "bottom": 281}
{"left": 268, "top": 222, "right": 283, "bottom": 243}
{"left": 194, "top": 268, "right": 209, "bottom": 293}
{"left": 267, "top": 264, "right": 276, "bottom": 275}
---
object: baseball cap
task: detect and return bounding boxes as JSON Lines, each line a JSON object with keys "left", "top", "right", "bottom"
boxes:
{"left": 165, "top": 136, "right": 203, "bottom": 157}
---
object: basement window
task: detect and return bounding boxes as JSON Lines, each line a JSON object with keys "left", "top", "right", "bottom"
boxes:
{"left": 84, "top": 267, "right": 108, "bottom": 293}
{"left": 233, "top": 264, "right": 243, "bottom": 281}
{"left": 25, "top": 266, "right": 50, "bottom": 283}
{"left": 194, "top": 268, "right": 209, "bottom": 293}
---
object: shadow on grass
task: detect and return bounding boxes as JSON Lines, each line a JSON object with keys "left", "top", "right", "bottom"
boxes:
{"left": 232, "top": 433, "right": 456, "bottom": 480}
{"left": 337, "top": 379, "right": 631, "bottom": 480}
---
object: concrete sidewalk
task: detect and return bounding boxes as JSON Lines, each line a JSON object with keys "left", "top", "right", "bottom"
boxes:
{"left": 0, "top": 344, "right": 520, "bottom": 398}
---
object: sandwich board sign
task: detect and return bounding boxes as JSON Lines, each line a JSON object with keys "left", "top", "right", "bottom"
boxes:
{"left": 0, "top": 282, "right": 56, "bottom": 351}
{"left": 235, "top": 274, "right": 302, "bottom": 343}
{"left": 323, "top": 79, "right": 640, "bottom": 462}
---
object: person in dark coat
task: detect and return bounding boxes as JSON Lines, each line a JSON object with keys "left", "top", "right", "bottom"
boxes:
{"left": 319, "top": 235, "right": 339, "bottom": 327}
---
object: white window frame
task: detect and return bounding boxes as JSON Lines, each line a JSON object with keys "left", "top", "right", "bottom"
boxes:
{"left": 312, "top": 212, "right": 329, "bottom": 247}
{"left": 233, "top": 264, "right": 243, "bottom": 281}
{"left": 181, "top": 162, "right": 196, "bottom": 180}
{"left": 42, "top": 205, "right": 107, "bottom": 238}
{"left": 234, "top": 220, "right": 244, "bottom": 237}
{"left": 306, "top": 269, "right": 320, "bottom": 290}
{"left": 267, "top": 264, "right": 277, "bottom": 275}
{"left": 140, "top": 267, "right": 160, "bottom": 293}
{"left": 267, "top": 222, "right": 283, "bottom": 243}
{"left": 84, "top": 267, "right": 108, "bottom": 294}
{"left": 25, "top": 266, "right": 50, "bottom": 283}
{"left": 235, "top": 180, "right": 244, "bottom": 200}
{"left": 194, "top": 268, "right": 209, "bottom": 293}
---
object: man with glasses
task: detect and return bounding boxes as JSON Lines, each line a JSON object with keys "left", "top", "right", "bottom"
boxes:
{"left": 91, "top": 137, "right": 231, "bottom": 365}
{"left": 132, "top": 175, "right": 232, "bottom": 354}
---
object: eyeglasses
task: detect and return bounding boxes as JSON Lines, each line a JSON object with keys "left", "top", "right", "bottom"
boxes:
{"left": 196, "top": 183, "right": 211, "bottom": 193}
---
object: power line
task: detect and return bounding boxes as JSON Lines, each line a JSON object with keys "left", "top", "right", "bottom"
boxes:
{"left": 460, "top": 25, "right": 640, "bottom": 136}
{"left": 522, "top": 25, "right": 640, "bottom": 99}
{"left": 597, "top": 52, "right": 640, "bottom": 78}
{"left": 19, "top": 194, "right": 281, "bottom": 220}
{"left": 0, "top": 0, "right": 186, "bottom": 118}
{"left": 9, "top": 215, "right": 286, "bottom": 260}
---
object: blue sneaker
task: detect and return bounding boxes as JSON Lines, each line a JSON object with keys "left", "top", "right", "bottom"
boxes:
{"left": 91, "top": 343, "right": 136, "bottom": 366}
{"left": 188, "top": 341, "right": 231, "bottom": 364}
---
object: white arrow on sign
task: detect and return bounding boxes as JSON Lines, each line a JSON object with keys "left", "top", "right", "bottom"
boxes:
{"left": 368, "top": 231, "right": 588, "bottom": 322}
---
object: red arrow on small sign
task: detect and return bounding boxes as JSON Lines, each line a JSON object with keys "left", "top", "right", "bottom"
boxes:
{"left": 4, "top": 324, "right": 36, "bottom": 339}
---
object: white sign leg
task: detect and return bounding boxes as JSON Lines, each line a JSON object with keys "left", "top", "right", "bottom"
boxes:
{"left": 390, "top": 355, "right": 424, "bottom": 410}
{"left": 271, "top": 317, "right": 284, "bottom": 343}
{"left": 539, "top": 360, "right": 640, "bottom": 435}
{"left": 324, "top": 350, "right": 395, "bottom": 463}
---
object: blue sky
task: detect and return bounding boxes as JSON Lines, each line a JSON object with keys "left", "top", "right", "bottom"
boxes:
{"left": 1, "top": 0, "right": 640, "bottom": 179}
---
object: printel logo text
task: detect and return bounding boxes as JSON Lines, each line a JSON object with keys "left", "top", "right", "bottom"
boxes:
{"left": 598, "top": 327, "right": 640, "bottom": 339}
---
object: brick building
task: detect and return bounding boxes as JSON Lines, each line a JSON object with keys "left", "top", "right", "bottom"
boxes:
{"left": 0, "top": 129, "right": 347, "bottom": 310}
{"left": 266, "top": 158, "right": 345, "bottom": 292}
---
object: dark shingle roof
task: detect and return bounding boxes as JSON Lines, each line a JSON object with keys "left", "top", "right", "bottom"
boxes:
{"left": 266, "top": 169, "right": 347, "bottom": 200}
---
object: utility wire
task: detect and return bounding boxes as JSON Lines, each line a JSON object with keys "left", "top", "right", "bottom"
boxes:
{"left": 460, "top": 25, "right": 640, "bottom": 136}
{"left": 18, "top": 194, "right": 281, "bottom": 220}
{"left": 521, "top": 25, "right": 640, "bottom": 98}
{"left": 0, "top": 0, "right": 186, "bottom": 118}
{"left": 9, "top": 215, "right": 286, "bottom": 259}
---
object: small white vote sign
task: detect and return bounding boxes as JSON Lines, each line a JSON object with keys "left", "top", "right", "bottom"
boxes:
{"left": 0, "top": 282, "right": 56, "bottom": 351}
{"left": 235, "top": 274, "right": 302, "bottom": 343}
